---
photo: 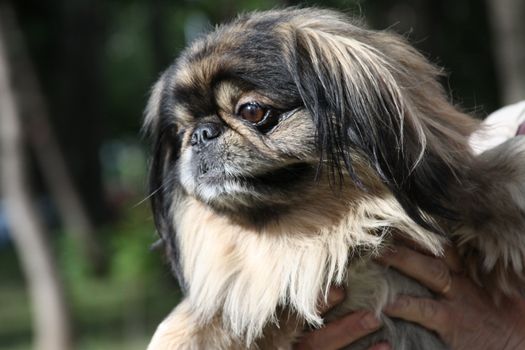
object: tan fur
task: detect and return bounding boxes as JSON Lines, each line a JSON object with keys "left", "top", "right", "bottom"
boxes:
{"left": 144, "top": 74, "right": 166, "bottom": 131}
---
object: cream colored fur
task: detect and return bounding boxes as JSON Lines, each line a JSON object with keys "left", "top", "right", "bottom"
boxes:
{"left": 148, "top": 186, "right": 447, "bottom": 349}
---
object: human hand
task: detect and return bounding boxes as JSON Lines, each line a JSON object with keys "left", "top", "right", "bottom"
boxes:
{"left": 378, "top": 244, "right": 525, "bottom": 350}
{"left": 293, "top": 286, "right": 390, "bottom": 350}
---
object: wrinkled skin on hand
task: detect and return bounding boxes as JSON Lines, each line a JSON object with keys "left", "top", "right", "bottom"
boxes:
{"left": 293, "top": 286, "right": 388, "bottom": 350}
{"left": 381, "top": 245, "right": 525, "bottom": 350}
{"left": 294, "top": 244, "right": 525, "bottom": 350}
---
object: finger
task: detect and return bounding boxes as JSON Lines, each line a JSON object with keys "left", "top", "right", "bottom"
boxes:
{"left": 317, "top": 286, "right": 345, "bottom": 315}
{"left": 392, "top": 237, "right": 464, "bottom": 273}
{"left": 368, "top": 342, "right": 392, "bottom": 350}
{"left": 295, "top": 311, "right": 382, "bottom": 350}
{"left": 376, "top": 245, "right": 455, "bottom": 296}
{"left": 392, "top": 235, "right": 433, "bottom": 255}
{"left": 383, "top": 295, "right": 449, "bottom": 335}
{"left": 442, "top": 243, "right": 463, "bottom": 273}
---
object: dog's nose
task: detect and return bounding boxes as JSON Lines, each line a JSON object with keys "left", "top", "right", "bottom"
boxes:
{"left": 191, "top": 122, "right": 222, "bottom": 146}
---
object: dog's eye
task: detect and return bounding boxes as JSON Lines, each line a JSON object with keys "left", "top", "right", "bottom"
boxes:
{"left": 238, "top": 102, "right": 267, "bottom": 123}
{"left": 237, "top": 102, "right": 281, "bottom": 133}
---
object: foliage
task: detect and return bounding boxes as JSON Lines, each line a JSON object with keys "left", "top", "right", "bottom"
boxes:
{"left": 0, "top": 205, "right": 179, "bottom": 349}
{"left": 60, "top": 205, "right": 181, "bottom": 348}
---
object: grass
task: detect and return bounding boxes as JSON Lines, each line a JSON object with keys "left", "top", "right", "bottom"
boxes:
{"left": 0, "top": 253, "right": 180, "bottom": 350}
{"left": 0, "top": 266, "right": 180, "bottom": 350}
{"left": 0, "top": 282, "right": 31, "bottom": 350}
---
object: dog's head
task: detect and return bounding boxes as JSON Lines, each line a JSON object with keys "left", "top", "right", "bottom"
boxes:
{"left": 145, "top": 8, "right": 477, "bottom": 252}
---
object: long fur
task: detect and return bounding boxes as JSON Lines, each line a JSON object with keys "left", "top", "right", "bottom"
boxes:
{"left": 144, "top": 8, "right": 525, "bottom": 350}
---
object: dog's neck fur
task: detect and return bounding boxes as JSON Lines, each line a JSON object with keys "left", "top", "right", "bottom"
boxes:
{"left": 174, "top": 184, "right": 445, "bottom": 344}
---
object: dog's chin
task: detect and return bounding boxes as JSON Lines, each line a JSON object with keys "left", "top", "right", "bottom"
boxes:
{"left": 193, "top": 174, "right": 259, "bottom": 207}
{"left": 181, "top": 163, "right": 316, "bottom": 222}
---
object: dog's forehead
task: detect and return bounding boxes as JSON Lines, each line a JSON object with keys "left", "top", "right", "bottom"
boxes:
{"left": 163, "top": 13, "right": 303, "bottom": 124}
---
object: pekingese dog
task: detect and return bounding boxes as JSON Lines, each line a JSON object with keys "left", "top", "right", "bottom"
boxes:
{"left": 144, "top": 8, "right": 525, "bottom": 350}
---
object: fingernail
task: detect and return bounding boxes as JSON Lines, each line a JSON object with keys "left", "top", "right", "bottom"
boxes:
{"left": 381, "top": 247, "right": 397, "bottom": 258}
{"left": 375, "top": 343, "right": 392, "bottom": 350}
{"left": 374, "top": 248, "right": 397, "bottom": 265}
{"left": 384, "top": 304, "right": 397, "bottom": 313}
{"left": 327, "top": 286, "right": 345, "bottom": 305}
{"left": 359, "top": 312, "right": 381, "bottom": 330}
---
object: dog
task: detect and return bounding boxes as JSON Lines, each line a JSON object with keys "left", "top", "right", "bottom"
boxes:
{"left": 143, "top": 8, "right": 525, "bottom": 349}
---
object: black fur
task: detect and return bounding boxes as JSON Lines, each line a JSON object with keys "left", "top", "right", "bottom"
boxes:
{"left": 148, "top": 105, "right": 187, "bottom": 293}
{"left": 288, "top": 26, "right": 459, "bottom": 234}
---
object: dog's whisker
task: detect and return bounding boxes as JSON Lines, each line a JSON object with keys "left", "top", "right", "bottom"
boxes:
{"left": 132, "top": 187, "right": 163, "bottom": 208}
{"left": 133, "top": 171, "right": 178, "bottom": 208}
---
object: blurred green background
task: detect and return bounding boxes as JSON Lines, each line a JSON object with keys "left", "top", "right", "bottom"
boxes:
{"left": 0, "top": 0, "right": 523, "bottom": 349}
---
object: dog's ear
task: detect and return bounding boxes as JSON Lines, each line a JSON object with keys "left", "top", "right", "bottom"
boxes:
{"left": 286, "top": 17, "right": 478, "bottom": 233}
{"left": 144, "top": 73, "right": 187, "bottom": 293}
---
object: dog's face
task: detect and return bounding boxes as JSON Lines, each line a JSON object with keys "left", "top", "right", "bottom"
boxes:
{"left": 167, "top": 68, "right": 320, "bottom": 214}
{"left": 146, "top": 8, "right": 476, "bottom": 233}
{"left": 147, "top": 10, "right": 339, "bottom": 222}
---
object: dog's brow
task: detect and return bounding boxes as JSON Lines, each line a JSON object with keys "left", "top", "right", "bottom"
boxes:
{"left": 213, "top": 80, "right": 244, "bottom": 112}
{"left": 173, "top": 104, "right": 193, "bottom": 125}
{"left": 172, "top": 82, "right": 215, "bottom": 119}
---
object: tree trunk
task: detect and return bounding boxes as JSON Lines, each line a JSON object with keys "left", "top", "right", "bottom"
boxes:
{"left": 2, "top": 3, "right": 106, "bottom": 272}
{"left": 486, "top": 0, "right": 525, "bottom": 104}
{"left": 0, "top": 4, "right": 72, "bottom": 350}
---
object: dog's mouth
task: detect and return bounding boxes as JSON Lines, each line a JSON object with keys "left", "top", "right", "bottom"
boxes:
{"left": 190, "top": 162, "right": 316, "bottom": 225}
{"left": 199, "top": 162, "right": 313, "bottom": 189}
{"left": 191, "top": 162, "right": 315, "bottom": 206}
